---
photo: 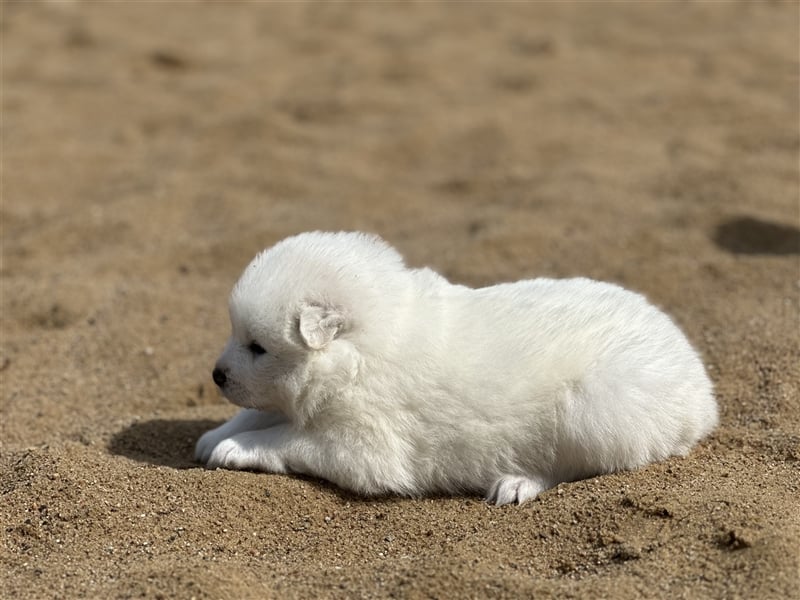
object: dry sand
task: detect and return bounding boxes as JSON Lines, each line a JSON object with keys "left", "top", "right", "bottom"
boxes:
{"left": 2, "top": 1, "right": 799, "bottom": 598}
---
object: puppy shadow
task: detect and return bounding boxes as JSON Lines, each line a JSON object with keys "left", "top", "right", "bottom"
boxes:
{"left": 713, "top": 216, "right": 800, "bottom": 255}
{"left": 108, "top": 419, "right": 221, "bottom": 469}
{"left": 295, "top": 475, "right": 473, "bottom": 507}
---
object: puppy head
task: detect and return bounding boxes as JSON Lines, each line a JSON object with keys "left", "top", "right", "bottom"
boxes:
{"left": 212, "top": 297, "right": 354, "bottom": 422}
{"left": 212, "top": 231, "right": 408, "bottom": 425}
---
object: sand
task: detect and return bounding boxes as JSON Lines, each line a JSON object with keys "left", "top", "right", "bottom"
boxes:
{"left": 2, "top": 1, "right": 799, "bottom": 598}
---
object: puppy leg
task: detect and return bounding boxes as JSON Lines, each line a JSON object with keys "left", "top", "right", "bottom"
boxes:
{"left": 206, "top": 427, "right": 289, "bottom": 473}
{"left": 206, "top": 425, "right": 409, "bottom": 496}
{"left": 195, "top": 408, "right": 287, "bottom": 464}
{"left": 205, "top": 424, "right": 331, "bottom": 474}
{"left": 486, "top": 474, "right": 551, "bottom": 506}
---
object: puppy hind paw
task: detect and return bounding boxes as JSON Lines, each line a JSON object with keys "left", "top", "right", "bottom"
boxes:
{"left": 486, "top": 475, "right": 547, "bottom": 506}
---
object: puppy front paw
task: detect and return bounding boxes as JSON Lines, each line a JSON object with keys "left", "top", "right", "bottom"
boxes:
{"left": 486, "top": 475, "right": 548, "bottom": 506}
{"left": 205, "top": 432, "right": 286, "bottom": 473}
{"left": 195, "top": 409, "right": 288, "bottom": 464}
{"left": 205, "top": 438, "right": 249, "bottom": 469}
{"left": 195, "top": 427, "right": 227, "bottom": 464}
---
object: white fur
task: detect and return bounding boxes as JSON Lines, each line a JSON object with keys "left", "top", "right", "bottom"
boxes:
{"left": 196, "top": 231, "right": 717, "bottom": 505}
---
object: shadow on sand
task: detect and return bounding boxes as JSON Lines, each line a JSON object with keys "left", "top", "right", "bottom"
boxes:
{"left": 713, "top": 216, "right": 799, "bottom": 255}
{"left": 108, "top": 418, "right": 222, "bottom": 469}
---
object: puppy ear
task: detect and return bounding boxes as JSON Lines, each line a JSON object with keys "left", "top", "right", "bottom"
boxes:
{"left": 298, "top": 303, "right": 345, "bottom": 350}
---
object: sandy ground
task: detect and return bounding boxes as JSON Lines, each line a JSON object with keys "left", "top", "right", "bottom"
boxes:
{"left": 2, "top": 1, "right": 799, "bottom": 598}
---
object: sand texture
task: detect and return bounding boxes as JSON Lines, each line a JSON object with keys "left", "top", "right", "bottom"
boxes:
{"left": 2, "top": 2, "right": 799, "bottom": 598}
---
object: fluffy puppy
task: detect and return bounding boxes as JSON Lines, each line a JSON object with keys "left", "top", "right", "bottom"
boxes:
{"left": 195, "top": 231, "right": 717, "bottom": 505}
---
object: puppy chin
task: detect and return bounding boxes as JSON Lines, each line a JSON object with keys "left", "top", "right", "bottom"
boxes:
{"left": 217, "top": 384, "right": 257, "bottom": 410}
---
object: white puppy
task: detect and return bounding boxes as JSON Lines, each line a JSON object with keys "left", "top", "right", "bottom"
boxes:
{"left": 195, "top": 231, "right": 717, "bottom": 505}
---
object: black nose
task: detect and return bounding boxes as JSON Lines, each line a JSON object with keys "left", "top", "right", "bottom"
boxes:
{"left": 212, "top": 367, "right": 227, "bottom": 387}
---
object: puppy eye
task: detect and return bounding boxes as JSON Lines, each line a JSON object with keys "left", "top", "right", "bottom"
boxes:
{"left": 248, "top": 342, "right": 267, "bottom": 356}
